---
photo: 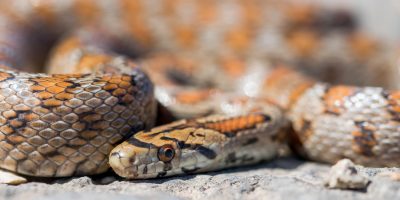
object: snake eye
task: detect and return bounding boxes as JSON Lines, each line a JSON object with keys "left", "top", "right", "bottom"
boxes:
{"left": 158, "top": 145, "right": 175, "bottom": 162}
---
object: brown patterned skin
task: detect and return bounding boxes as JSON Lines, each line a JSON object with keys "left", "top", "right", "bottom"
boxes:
{"left": 0, "top": 0, "right": 399, "bottom": 180}
{"left": 0, "top": 29, "right": 157, "bottom": 176}
{"left": 260, "top": 67, "right": 400, "bottom": 167}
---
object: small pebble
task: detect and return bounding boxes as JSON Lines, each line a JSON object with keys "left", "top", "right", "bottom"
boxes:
{"left": 324, "top": 159, "right": 370, "bottom": 190}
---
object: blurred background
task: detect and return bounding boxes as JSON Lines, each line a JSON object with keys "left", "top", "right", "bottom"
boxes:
{"left": 1, "top": 0, "right": 400, "bottom": 89}
{"left": 309, "top": 0, "right": 400, "bottom": 44}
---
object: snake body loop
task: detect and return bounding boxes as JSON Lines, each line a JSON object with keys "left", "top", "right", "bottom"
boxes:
{"left": 0, "top": 33, "right": 157, "bottom": 176}
{"left": 0, "top": 0, "right": 399, "bottom": 179}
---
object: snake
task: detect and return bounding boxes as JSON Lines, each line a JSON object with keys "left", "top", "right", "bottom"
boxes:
{"left": 0, "top": 0, "right": 400, "bottom": 180}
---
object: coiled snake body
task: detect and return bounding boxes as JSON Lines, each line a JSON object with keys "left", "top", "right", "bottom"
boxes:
{"left": 0, "top": 0, "right": 400, "bottom": 180}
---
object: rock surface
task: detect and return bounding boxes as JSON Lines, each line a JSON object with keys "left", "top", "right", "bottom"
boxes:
{"left": 1, "top": 157, "right": 400, "bottom": 200}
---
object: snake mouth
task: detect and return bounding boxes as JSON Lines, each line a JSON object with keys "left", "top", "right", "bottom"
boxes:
{"left": 109, "top": 148, "right": 139, "bottom": 178}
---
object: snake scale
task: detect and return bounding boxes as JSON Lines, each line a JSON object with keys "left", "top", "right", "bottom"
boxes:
{"left": 0, "top": 0, "right": 400, "bottom": 180}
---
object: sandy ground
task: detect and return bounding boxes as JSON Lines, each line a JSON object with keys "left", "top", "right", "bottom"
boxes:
{"left": 1, "top": 157, "right": 400, "bottom": 200}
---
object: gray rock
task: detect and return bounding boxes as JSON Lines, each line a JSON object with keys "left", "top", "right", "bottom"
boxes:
{"left": 1, "top": 157, "right": 400, "bottom": 200}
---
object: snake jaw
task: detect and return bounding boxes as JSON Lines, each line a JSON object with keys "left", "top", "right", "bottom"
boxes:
{"left": 109, "top": 142, "right": 140, "bottom": 178}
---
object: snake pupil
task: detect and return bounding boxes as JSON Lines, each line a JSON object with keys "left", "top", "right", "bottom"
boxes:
{"left": 165, "top": 149, "right": 173, "bottom": 158}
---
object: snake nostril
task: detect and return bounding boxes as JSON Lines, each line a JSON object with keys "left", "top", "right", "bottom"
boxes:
{"left": 110, "top": 151, "right": 121, "bottom": 158}
{"left": 129, "top": 156, "right": 136, "bottom": 164}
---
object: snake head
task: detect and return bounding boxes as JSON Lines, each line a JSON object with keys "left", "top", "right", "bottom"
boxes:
{"left": 109, "top": 112, "right": 282, "bottom": 179}
{"left": 109, "top": 120, "right": 221, "bottom": 179}
{"left": 109, "top": 140, "right": 179, "bottom": 179}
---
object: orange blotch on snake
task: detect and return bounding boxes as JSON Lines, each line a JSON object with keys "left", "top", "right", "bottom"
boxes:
{"left": 351, "top": 132, "right": 377, "bottom": 156}
{"left": 53, "top": 74, "right": 85, "bottom": 79}
{"left": 109, "top": 78, "right": 124, "bottom": 84}
{"left": 118, "top": 81, "right": 131, "bottom": 89}
{"left": 43, "top": 99, "right": 63, "bottom": 107}
{"left": 285, "top": 4, "right": 316, "bottom": 25}
{"left": 1, "top": 125, "right": 16, "bottom": 135}
{"left": 324, "top": 86, "right": 357, "bottom": 114}
{"left": 175, "top": 90, "right": 214, "bottom": 104}
{"left": 287, "top": 30, "right": 319, "bottom": 57}
{"left": 55, "top": 92, "right": 74, "bottom": 100}
{"left": 288, "top": 82, "right": 314, "bottom": 109}
{"left": 121, "top": 76, "right": 132, "bottom": 82}
{"left": 112, "top": 88, "right": 127, "bottom": 96}
{"left": 121, "top": 94, "right": 135, "bottom": 104}
{"left": 197, "top": 0, "right": 217, "bottom": 25}
{"left": 24, "top": 113, "right": 40, "bottom": 121}
{"left": 220, "top": 56, "right": 246, "bottom": 78}
{"left": 37, "top": 91, "right": 53, "bottom": 100}
{"left": 174, "top": 25, "right": 197, "bottom": 49}
{"left": 351, "top": 122, "right": 378, "bottom": 156}
{"left": 55, "top": 81, "right": 73, "bottom": 88}
{"left": 239, "top": 1, "right": 264, "bottom": 26}
{"left": 0, "top": 72, "right": 13, "bottom": 81}
{"left": 205, "top": 114, "right": 267, "bottom": 135}
{"left": 8, "top": 135, "right": 25, "bottom": 144}
{"left": 349, "top": 33, "right": 377, "bottom": 59}
{"left": 120, "top": 0, "right": 152, "bottom": 46}
{"left": 224, "top": 26, "right": 252, "bottom": 52}
{"left": 264, "top": 67, "right": 293, "bottom": 87}
{"left": 386, "top": 91, "right": 400, "bottom": 118}
{"left": 74, "top": 0, "right": 102, "bottom": 24}
{"left": 264, "top": 67, "right": 314, "bottom": 108}
{"left": 3, "top": 110, "right": 16, "bottom": 119}
{"left": 37, "top": 80, "right": 56, "bottom": 87}
{"left": 9, "top": 120, "right": 23, "bottom": 128}
{"left": 30, "top": 85, "right": 46, "bottom": 92}
{"left": 103, "top": 84, "right": 118, "bottom": 91}
{"left": 51, "top": 37, "right": 81, "bottom": 57}
{"left": 77, "top": 54, "right": 112, "bottom": 70}
{"left": 47, "top": 86, "right": 65, "bottom": 94}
